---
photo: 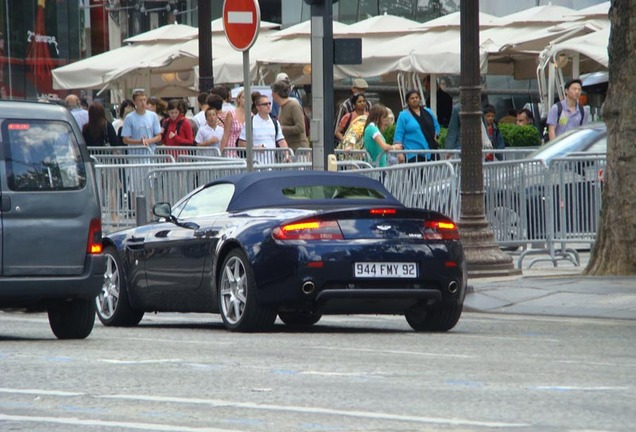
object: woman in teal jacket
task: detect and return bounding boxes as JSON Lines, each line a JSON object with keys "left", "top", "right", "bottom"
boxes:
{"left": 393, "top": 90, "right": 440, "bottom": 162}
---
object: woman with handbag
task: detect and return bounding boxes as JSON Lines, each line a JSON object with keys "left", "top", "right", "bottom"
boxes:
{"left": 393, "top": 89, "right": 440, "bottom": 162}
{"left": 82, "top": 102, "right": 119, "bottom": 147}
{"left": 335, "top": 92, "right": 369, "bottom": 149}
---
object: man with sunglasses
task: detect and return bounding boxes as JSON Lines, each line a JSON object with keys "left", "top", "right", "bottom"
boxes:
{"left": 238, "top": 94, "right": 289, "bottom": 164}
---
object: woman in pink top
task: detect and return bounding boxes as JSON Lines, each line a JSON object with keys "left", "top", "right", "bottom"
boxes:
{"left": 220, "top": 90, "right": 247, "bottom": 157}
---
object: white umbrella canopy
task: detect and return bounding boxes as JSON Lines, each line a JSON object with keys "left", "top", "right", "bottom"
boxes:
{"left": 564, "top": 1, "right": 610, "bottom": 20}
{"left": 343, "top": 13, "right": 421, "bottom": 36}
{"left": 210, "top": 17, "right": 280, "bottom": 34}
{"left": 270, "top": 20, "right": 350, "bottom": 40}
{"left": 409, "top": 11, "right": 501, "bottom": 30}
{"left": 494, "top": 4, "right": 578, "bottom": 26}
{"left": 547, "top": 25, "right": 610, "bottom": 71}
{"left": 123, "top": 22, "right": 198, "bottom": 43}
{"left": 52, "top": 42, "right": 184, "bottom": 90}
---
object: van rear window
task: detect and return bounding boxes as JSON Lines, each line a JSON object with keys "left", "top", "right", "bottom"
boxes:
{"left": 4, "top": 120, "right": 86, "bottom": 191}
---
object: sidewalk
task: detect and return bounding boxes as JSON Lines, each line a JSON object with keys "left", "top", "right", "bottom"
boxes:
{"left": 464, "top": 250, "right": 636, "bottom": 320}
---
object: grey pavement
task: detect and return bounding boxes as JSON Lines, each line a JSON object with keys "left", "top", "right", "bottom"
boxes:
{"left": 465, "top": 249, "right": 636, "bottom": 320}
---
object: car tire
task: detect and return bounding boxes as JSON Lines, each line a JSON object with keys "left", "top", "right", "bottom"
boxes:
{"left": 218, "top": 249, "right": 276, "bottom": 332}
{"left": 278, "top": 311, "right": 322, "bottom": 327}
{"left": 48, "top": 298, "right": 95, "bottom": 339}
{"left": 96, "top": 246, "right": 144, "bottom": 327}
{"left": 405, "top": 302, "right": 463, "bottom": 332}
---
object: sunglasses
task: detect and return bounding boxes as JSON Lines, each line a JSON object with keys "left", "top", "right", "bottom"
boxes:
{"left": 258, "top": 102, "right": 272, "bottom": 106}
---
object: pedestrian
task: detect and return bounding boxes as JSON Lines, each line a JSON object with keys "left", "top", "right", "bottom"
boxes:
{"left": 195, "top": 107, "right": 224, "bottom": 150}
{"left": 65, "top": 94, "right": 89, "bottom": 130}
{"left": 192, "top": 92, "right": 210, "bottom": 130}
{"left": 483, "top": 104, "right": 505, "bottom": 161}
{"left": 162, "top": 98, "right": 194, "bottom": 147}
{"left": 546, "top": 78, "right": 588, "bottom": 141}
{"left": 220, "top": 89, "right": 247, "bottom": 156}
{"left": 393, "top": 90, "right": 440, "bottom": 163}
{"left": 516, "top": 108, "right": 535, "bottom": 127}
{"left": 334, "top": 78, "right": 372, "bottom": 139}
{"left": 121, "top": 90, "right": 162, "bottom": 152}
{"left": 363, "top": 104, "right": 402, "bottom": 168}
{"left": 82, "top": 101, "right": 119, "bottom": 147}
{"left": 335, "top": 92, "right": 368, "bottom": 148}
{"left": 271, "top": 80, "right": 309, "bottom": 153}
{"left": 237, "top": 93, "right": 289, "bottom": 164}
{"left": 424, "top": 75, "right": 453, "bottom": 128}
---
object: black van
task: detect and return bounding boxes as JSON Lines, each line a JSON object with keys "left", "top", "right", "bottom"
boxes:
{"left": 0, "top": 101, "right": 105, "bottom": 339}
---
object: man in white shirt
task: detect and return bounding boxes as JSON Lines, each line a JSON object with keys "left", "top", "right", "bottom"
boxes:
{"left": 195, "top": 107, "right": 224, "bottom": 150}
{"left": 237, "top": 94, "right": 289, "bottom": 164}
{"left": 121, "top": 90, "right": 162, "bottom": 153}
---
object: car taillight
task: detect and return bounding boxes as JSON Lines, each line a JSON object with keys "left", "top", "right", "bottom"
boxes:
{"left": 272, "top": 220, "right": 343, "bottom": 240}
{"left": 423, "top": 220, "right": 460, "bottom": 240}
{"left": 87, "top": 218, "right": 103, "bottom": 254}
{"left": 369, "top": 208, "right": 397, "bottom": 215}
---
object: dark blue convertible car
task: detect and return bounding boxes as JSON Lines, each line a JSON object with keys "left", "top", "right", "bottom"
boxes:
{"left": 98, "top": 170, "right": 466, "bottom": 332}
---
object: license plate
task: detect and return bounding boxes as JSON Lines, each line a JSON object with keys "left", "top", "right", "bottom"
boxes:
{"left": 354, "top": 262, "right": 418, "bottom": 278}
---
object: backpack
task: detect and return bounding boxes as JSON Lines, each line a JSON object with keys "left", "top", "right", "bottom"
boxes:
{"left": 541, "top": 102, "right": 585, "bottom": 142}
{"left": 161, "top": 118, "right": 185, "bottom": 142}
{"left": 556, "top": 102, "right": 585, "bottom": 126}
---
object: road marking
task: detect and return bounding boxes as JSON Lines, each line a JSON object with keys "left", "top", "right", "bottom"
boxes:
{"left": 532, "top": 386, "right": 629, "bottom": 391}
{"left": 0, "top": 414, "right": 242, "bottom": 432}
{"left": 100, "top": 359, "right": 184, "bottom": 365}
{"left": 0, "top": 388, "right": 83, "bottom": 397}
{"left": 99, "top": 394, "right": 529, "bottom": 428}
{"left": 227, "top": 12, "right": 252, "bottom": 24}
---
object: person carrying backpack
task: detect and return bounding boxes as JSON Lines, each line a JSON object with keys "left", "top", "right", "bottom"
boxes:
{"left": 546, "top": 79, "right": 588, "bottom": 141}
{"left": 162, "top": 99, "right": 194, "bottom": 160}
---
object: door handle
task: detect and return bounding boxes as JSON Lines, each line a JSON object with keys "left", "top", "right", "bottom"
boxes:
{"left": 194, "top": 229, "right": 219, "bottom": 238}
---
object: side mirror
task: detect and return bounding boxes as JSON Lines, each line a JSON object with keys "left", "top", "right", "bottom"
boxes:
{"left": 153, "top": 202, "right": 172, "bottom": 219}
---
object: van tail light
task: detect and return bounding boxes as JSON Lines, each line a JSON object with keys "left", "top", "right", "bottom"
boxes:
{"left": 87, "top": 218, "right": 103, "bottom": 254}
{"left": 423, "top": 220, "right": 460, "bottom": 240}
{"left": 272, "top": 220, "right": 343, "bottom": 240}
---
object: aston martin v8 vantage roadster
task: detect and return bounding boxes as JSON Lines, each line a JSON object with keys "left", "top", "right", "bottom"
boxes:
{"left": 98, "top": 170, "right": 466, "bottom": 332}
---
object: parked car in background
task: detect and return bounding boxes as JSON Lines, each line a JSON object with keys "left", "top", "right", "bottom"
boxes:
{"left": 0, "top": 101, "right": 105, "bottom": 339}
{"left": 487, "top": 123, "right": 607, "bottom": 244}
{"left": 98, "top": 170, "right": 467, "bottom": 332}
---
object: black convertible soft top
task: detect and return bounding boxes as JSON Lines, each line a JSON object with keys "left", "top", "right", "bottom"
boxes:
{"left": 208, "top": 170, "right": 403, "bottom": 212}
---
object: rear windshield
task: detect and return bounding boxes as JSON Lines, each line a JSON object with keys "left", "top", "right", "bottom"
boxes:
{"left": 282, "top": 185, "right": 386, "bottom": 200}
{"left": 3, "top": 120, "right": 86, "bottom": 191}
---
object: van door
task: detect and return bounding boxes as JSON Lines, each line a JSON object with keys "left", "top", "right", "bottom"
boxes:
{"left": 1, "top": 120, "right": 93, "bottom": 276}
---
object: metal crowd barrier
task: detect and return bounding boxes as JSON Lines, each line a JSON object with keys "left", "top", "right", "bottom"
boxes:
{"left": 517, "top": 155, "right": 606, "bottom": 268}
{"left": 222, "top": 147, "right": 295, "bottom": 164}
{"left": 154, "top": 146, "right": 222, "bottom": 158}
{"left": 94, "top": 151, "right": 605, "bottom": 269}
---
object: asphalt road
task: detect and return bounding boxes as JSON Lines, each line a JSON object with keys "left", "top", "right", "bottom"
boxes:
{"left": 1, "top": 311, "right": 634, "bottom": 432}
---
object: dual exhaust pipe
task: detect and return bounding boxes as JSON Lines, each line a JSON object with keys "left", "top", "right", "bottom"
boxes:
{"left": 301, "top": 280, "right": 459, "bottom": 295}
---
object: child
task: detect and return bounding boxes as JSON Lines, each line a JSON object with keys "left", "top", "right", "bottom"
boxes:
{"left": 195, "top": 107, "right": 224, "bottom": 150}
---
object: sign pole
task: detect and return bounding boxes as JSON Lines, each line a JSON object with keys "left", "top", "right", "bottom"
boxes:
{"left": 222, "top": 0, "right": 260, "bottom": 172}
{"left": 244, "top": 50, "right": 253, "bottom": 171}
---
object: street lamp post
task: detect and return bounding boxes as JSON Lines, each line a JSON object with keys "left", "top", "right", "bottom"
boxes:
{"left": 198, "top": 0, "right": 213, "bottom": 92}
{"left": 459, "top": 0, "right": 520, "bottom": 277}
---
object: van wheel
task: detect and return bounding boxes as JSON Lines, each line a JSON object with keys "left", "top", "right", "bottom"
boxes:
{"left": 96, "top": 246, "right": 144, "bottom": 326}
{"left": 48, "top": 298, "right": 95, "bottom": 339}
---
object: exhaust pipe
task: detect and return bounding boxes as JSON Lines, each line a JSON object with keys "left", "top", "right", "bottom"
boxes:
{"left": 448, "top": 281, "right": 459, "bottom": 294}
{"left": 301, "top": 281, "right": 316, "bottom": 295}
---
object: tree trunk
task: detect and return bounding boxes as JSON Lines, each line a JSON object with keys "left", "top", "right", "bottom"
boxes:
{"left": 585, "top": 0, "right": 636, "bottom": 275}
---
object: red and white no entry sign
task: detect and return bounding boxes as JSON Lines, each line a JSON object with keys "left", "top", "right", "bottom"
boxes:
{"left": 223, "top": 0, "right": 261, "bottom": 51}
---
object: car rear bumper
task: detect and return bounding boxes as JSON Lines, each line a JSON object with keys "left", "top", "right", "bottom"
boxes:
{"left": 314, "top": 288, "right": 444, "bottom": 314}
{"left": 0, "top": 254, "right": 106, "bottom": 309}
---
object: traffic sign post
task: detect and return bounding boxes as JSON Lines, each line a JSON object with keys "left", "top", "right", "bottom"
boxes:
{"left": 223, "top": 0, "right": 261, "bottom": 171}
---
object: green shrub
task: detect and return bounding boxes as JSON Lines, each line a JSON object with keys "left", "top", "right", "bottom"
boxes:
{"left": 499, "top": 123, "right": 542, "bottom": 147}
{"left": 383, "top": 123, "right": 396, "bottom": 144}
{"left": 438, "top": 127, "right": 448, "bottom": 149}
